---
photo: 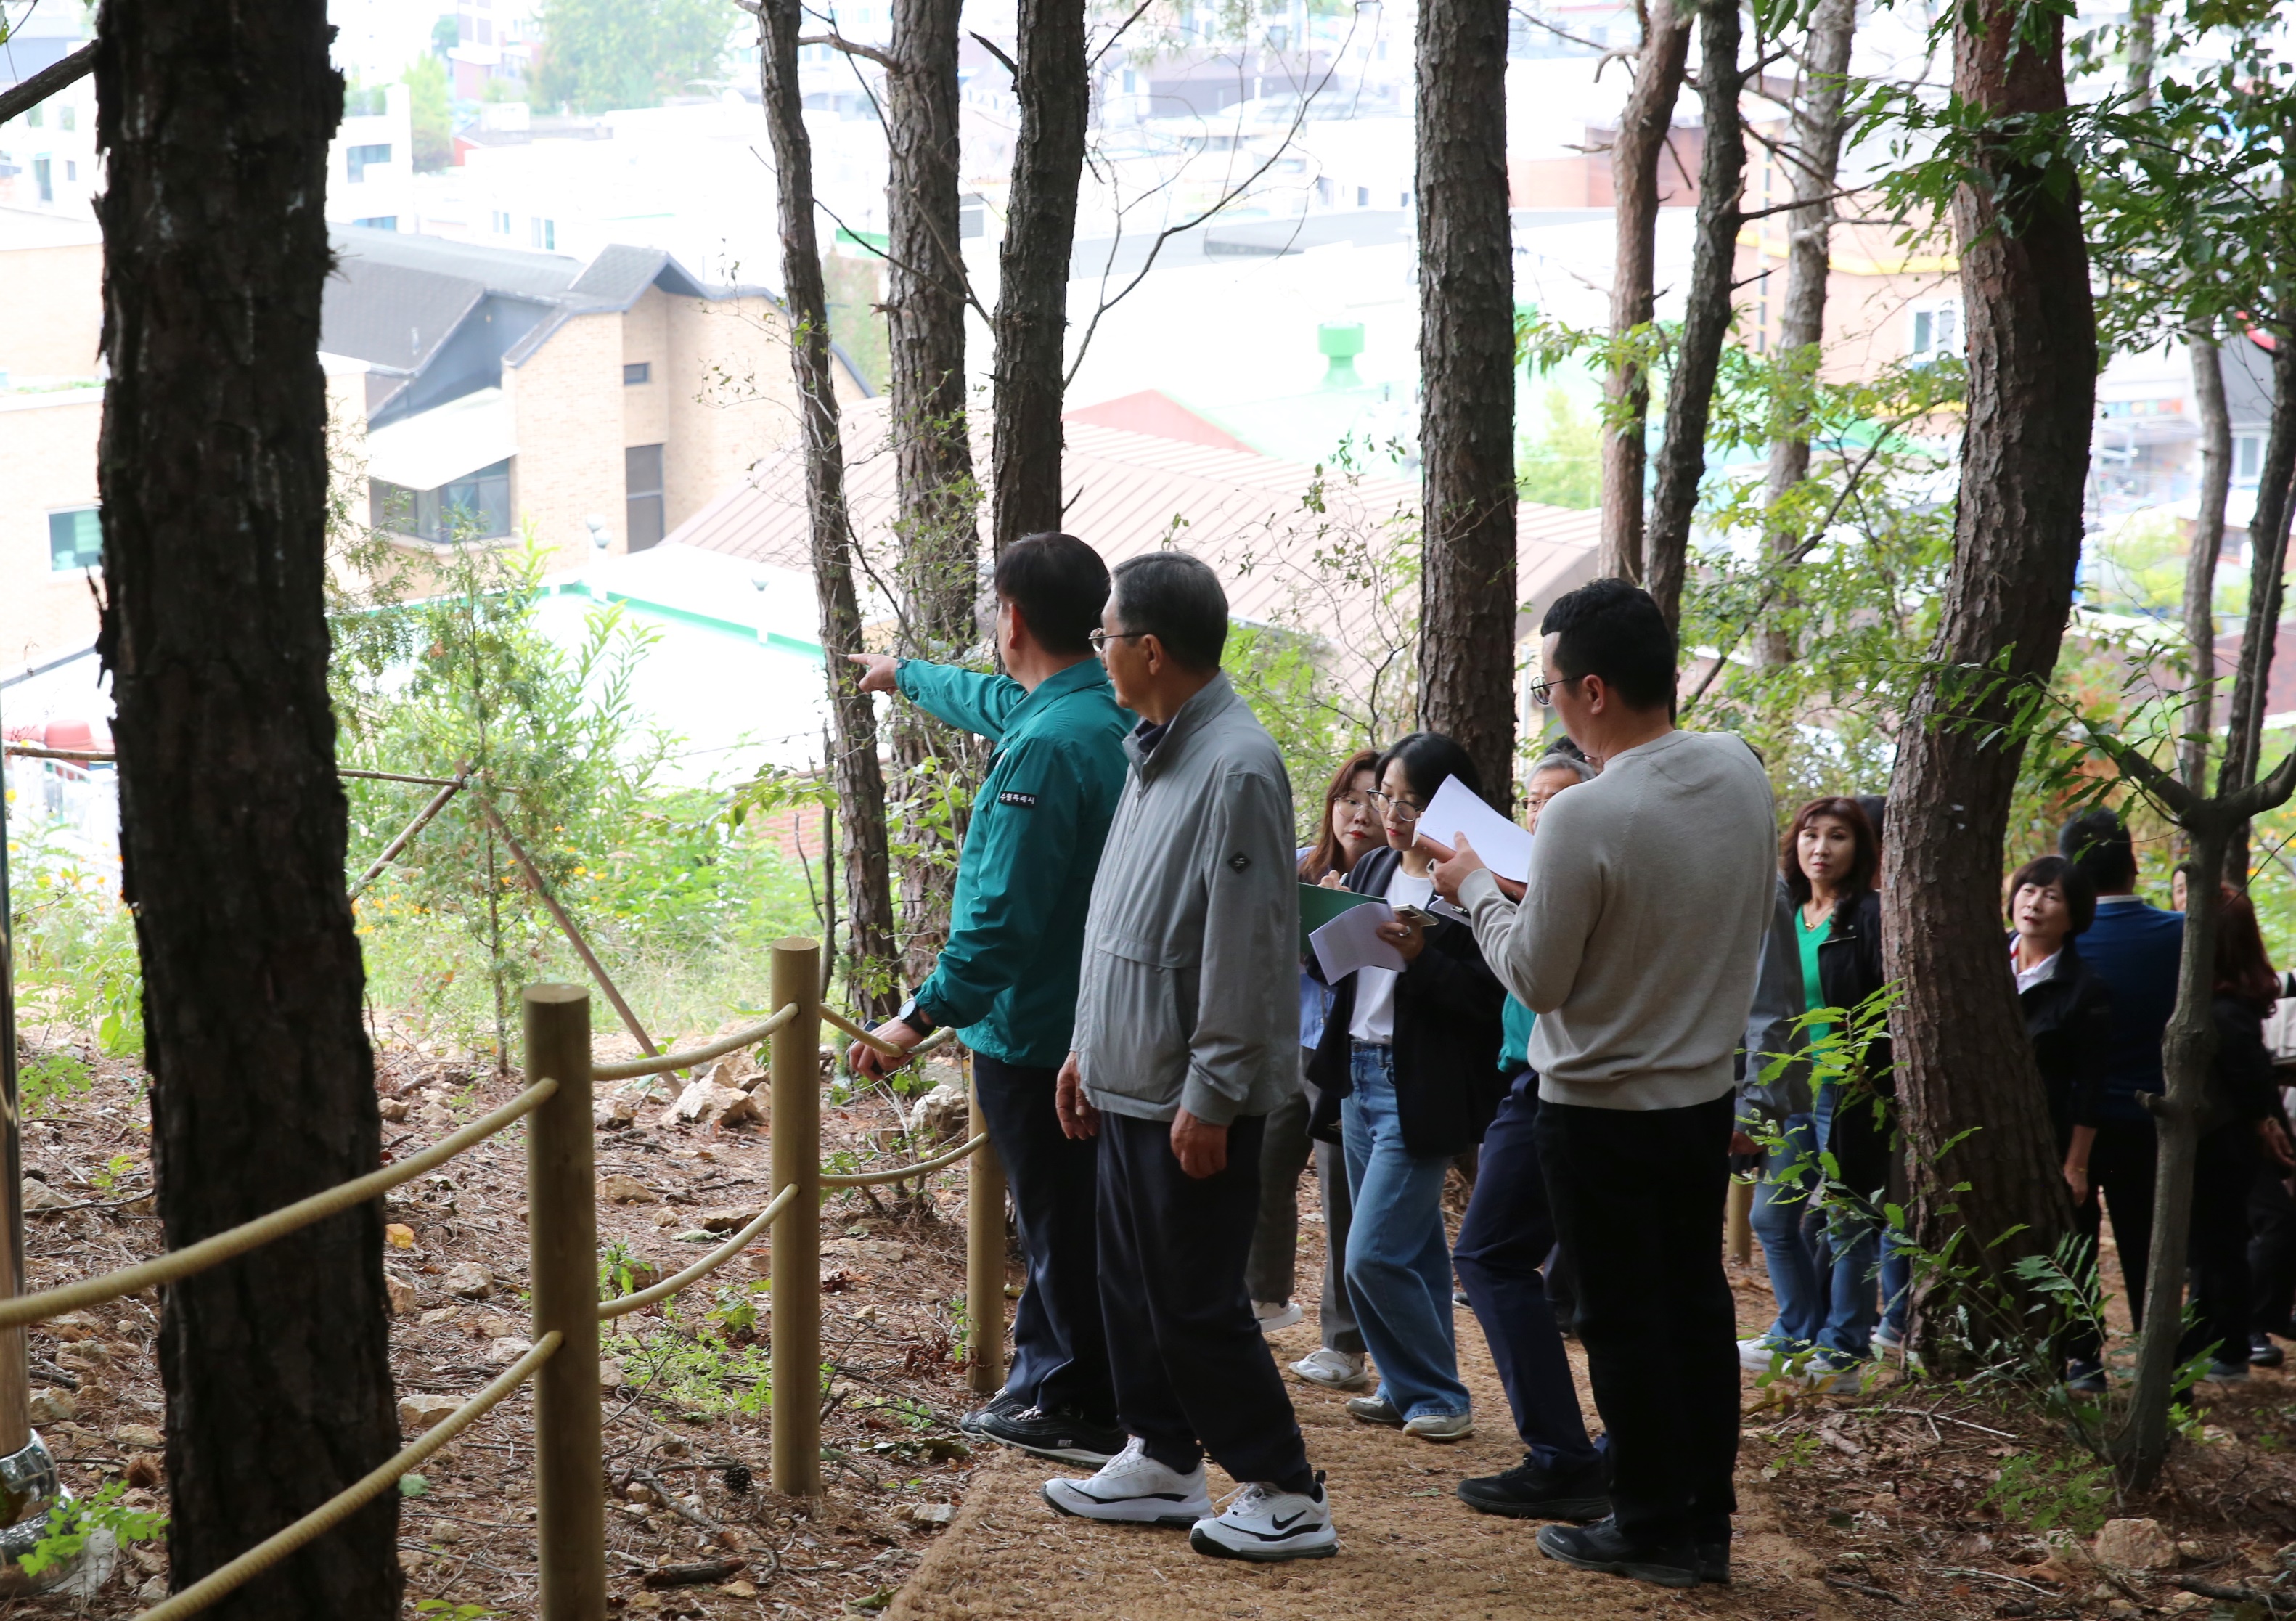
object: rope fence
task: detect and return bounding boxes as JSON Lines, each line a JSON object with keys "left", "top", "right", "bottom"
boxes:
{"left": 0, "top": 936, "right": 1000, "bottom": 1620}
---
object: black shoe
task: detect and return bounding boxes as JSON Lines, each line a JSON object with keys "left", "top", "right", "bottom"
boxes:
{"left": 1536, "top": 1518, "right": 1700, "bottom": 1589}
{"left": 2064, "top": 1359, "right": 2107, "bottom": 1395}
{"left": 957, "top": 1387, "right": 1028, "bottom": 1435}
{"left": 1457, "top": 1457, "right": 1609, "bottom": 1521}
{"left": 1697, "top": 1540, "right": 1731, "bottom": 1584}
{"left": 971, "top": 1404, "right": 1127, "bottom": 1466}
{"left": 2253, "top": 1334, "right": 2286, "bottom": 1368}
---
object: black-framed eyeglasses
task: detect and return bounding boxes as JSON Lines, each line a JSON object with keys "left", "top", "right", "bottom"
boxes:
{"left": 1087, "top": 629, "right": 1152, "bottom": 656}
{"left": 1528, "top": 671, "right": 1585, "bottom": 709}
{"left": 1365, "top": 790, "right": 1426, "bottom": 824}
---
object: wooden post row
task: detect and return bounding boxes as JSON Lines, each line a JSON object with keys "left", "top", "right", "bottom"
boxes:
{"left": 769, "top": 939, "right": 823, "bottom": 1497}
{"left": 526, "top": 984, "right": 606, "bottom": 1621}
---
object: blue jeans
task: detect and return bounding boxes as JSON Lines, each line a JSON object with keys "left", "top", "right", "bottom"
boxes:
{"left": 1878, "top": 1231, "right": 1911, "bottom": 1339}
{"left": 1341, "top": 1043, "right": 1471, "bottom": 1420}
{"left": 1750, "top": 1111, "right": 1879, "bottom": 1361}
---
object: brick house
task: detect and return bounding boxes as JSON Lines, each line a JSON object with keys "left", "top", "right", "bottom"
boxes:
{"left": 0, "top": 218, "right": 859, "bottom": 674}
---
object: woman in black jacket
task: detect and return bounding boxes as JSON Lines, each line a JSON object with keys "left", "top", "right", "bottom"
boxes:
{"left": 1307, "top": 732, "right": 1506, "bottom": 1440}
{"left": 2004, "top": 854, "right": 2115, "bottom": 1385}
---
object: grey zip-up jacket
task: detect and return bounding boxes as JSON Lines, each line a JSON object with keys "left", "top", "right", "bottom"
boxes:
{"left": 1072, "top": 672, "right": 1299, "bottom": 1126}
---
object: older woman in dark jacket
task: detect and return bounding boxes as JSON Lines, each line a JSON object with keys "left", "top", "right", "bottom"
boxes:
{"left": 1307, "top": 732, "right": 1506, "bottom": 1440}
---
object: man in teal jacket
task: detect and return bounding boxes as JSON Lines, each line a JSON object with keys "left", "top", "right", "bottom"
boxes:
{"left": 847, "top": 531, "right": 1133, "bottom": 1464}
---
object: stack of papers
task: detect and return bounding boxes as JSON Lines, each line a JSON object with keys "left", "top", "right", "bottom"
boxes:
{"left": 1415, "top": 777, "right": 1534, "bottom": 881}
{"left": 1309, "top": 901, "right": 1405, "bottom": 979}
{"left": 1299, "top": 882, "right": 1384, "bottom": 950}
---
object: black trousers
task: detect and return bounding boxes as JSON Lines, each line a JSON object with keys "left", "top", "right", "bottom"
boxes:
{"left": 1454, "top": 1071, "right": 1598, "bottom": 1471}
{"left": 1537, "top": 1090, "right": 1738, "bottom": 1546}
{"left": 2078, "top": 1117, "right": 2158, "bottom": 1334}
{"left": 1097, "top": 1110, "right": 1312, "bottom": 1487}
{"left": 973, "top": 1054, "right": 1114, "bottom": 1418}
{"left": 2184, "top": 1124, "right": 2257, "bottom": 1365}
{"left": 2250, "top": 1159, "right": 2296, "bottom": 1336}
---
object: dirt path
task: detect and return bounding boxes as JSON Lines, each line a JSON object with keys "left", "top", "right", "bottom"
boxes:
{"left": 888, "top": 1310, "right": 1847, "bottom": 1621}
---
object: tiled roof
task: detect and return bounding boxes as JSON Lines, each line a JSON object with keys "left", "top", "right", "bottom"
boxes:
{"left": 663, "top": 399, "right": 1601, "bottom": 655}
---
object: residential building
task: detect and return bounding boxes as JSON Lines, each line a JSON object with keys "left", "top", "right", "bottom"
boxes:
{"left": 328, "top": 82, "right": 415, "bottom": 232}
{"left": 0, "top": 8, "right": 99, "bottom": 216}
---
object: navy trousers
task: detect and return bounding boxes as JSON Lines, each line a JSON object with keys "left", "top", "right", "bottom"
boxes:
{"left": 1537, "top": 1090, "right": 1739, "bottom": 1546}
{"left": 1096, "top": 1110, "right": 1312, "bottom": 1487}
{"left": 1453, "top": 1070, "right": 1598, "bottom": 1471}
{"left": 973, "top": 1054, "right": 1115, "bottom": 1419}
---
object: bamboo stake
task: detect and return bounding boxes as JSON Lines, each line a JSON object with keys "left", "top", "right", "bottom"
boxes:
{"left": 346, "top": 763, "right": 468, "bottom": 901}
{"left": 1725, "top": 1179, "right": 1754, "bottom": 1266}
{"left": 479, "top": 797, "right": 659, "bottom": 1061}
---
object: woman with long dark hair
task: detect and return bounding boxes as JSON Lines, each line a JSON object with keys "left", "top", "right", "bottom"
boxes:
{"left": 1736, "top": 796, "right": 1888, "bottom": 1391}
{"left": 1254, "top": 749, "right": 1383, "bottom": 1390}
{"left": 1307, "top": 732, "right": 1508, "bottom": 1440}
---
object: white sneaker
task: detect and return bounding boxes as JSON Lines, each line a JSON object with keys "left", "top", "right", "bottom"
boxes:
{"left": 1737, "top": 1336, "right": 1797, "bottom": 1373}
{"left": 1040, "top": 1437, "right": 1212, "bottom": 1528}
{"left": 1805, "top": 1355, "right": 1866, "bottom": 1395}
{"left": 1189, "top": 1477, "right": 1338, "bottom": 1562}
{"left": 1253, "top": 1299, "right": 1304, "bottom": 1334}
{"left": 1403, "top": 1408, "right": 1474, "bottom": 1442}
{"left": 1288, "top": 1347, "right": 1370, "bottom": 1390}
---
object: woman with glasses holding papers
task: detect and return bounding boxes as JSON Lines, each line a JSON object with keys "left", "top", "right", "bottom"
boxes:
{"left": 1304, "top": 732, "right": 1508, "bottom": 1442}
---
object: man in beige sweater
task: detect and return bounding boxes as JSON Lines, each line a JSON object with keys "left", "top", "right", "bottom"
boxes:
{"left": 1431, "top": 578, "right": 1775, "bottom": 1589}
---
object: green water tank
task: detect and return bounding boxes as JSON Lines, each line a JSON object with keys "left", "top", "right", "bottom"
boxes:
{"left": 1318, "top": 321, "right": 1366, "bottom": 389}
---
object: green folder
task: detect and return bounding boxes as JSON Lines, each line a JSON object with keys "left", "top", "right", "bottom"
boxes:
{"left": 1299, "top": 883, "right": 1384, "bottom": 950}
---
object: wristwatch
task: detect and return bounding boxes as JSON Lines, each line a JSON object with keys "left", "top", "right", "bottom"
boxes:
{"left": 895, "top": 995, "right": 938, "bottom": 1037}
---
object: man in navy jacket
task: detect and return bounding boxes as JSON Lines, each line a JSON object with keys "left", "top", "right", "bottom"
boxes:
{"left": 2061, "top": 809, "right": 2179, "bottom": 1381}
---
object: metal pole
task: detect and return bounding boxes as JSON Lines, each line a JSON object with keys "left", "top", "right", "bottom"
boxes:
{"left": 524, "top": 984, "right": 604, "bottom": 1621}
{"left": 964, "top": 1058, "right": 1006, "bottom": 1396}
{"left": 769, "top": 938, "right": 822, "bottom": 1497}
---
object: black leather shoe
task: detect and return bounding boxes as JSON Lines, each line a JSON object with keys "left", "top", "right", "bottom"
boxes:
{"left": 971, "top": 1404, "right": 1127, "bottom": 1465}
{"left": 1457, "top": 1457, "right": 1609, "bottom": 1521}
{"left": 1697, "top": 1540, "right": 1731, "bottom": 1584}
{"left": 1536, "top": 1517, "right": 1700, "bottom": 1589}
{"left": 2252, "top": 1334, "right": 2286, "bottom": 1368}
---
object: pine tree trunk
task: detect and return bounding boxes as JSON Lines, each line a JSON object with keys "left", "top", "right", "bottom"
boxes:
{"left": 2182, "top": 329, "right": 2231, "bottom": 793}
{"left": 92, "top": 3, "right": 401, "bottom": 1609}
{"left": 1883, "top": 0, "right": 2093, "bottom": 1352}
{"left": 1754, "top": 0, "right": 1855, "bottom": 668}
{"left": 988, "top": 0, "right": 1087, "bottom": 560}
{"left": 1597, "top": 0, "right": 1693, "bottom": 585}
{"left": 1415, "top": 0, "right": 1518, "bottom": 807}
{"left": 761, "top": 0, "right": 898, "bottom": 1010}
{"left": 1643, "top": 0, "right": 1744, "bottom": 632}
{"left": 886, "top": 0, "right": 980, "bottom": 981}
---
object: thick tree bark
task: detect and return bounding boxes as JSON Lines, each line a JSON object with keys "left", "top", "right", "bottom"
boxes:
{"left": 92, "top": 2, "right": 401, "bottom": 1611}
{"left": 761, "top": 0, "right": 898, "bottom": 1009}
{"left": 2181, "top": 328, "right": 2231, "bottom": 793}
{"left": 1882, "top": 0, "right": 2093, "bottom": 1353}
{"left": 1415, "top": 0, "right": 1518, "bottom": 807}
{"left": 1598, "top": 0, "right": 1694, "bottom": 585}
{"left": 2213, "top": 269, "right": 2296, "bottom": 881}
{"left": 988, "top": 0, "right": 1087, "bottom": 560}
{"left": 886, "top": 0, "right": 979, "bottom": 981}
{"left": 1754, "top": 0, "right": 1855, "bottom": 668}
{"left": 1644, "top": 0, "right": 1746, "bottom": 632}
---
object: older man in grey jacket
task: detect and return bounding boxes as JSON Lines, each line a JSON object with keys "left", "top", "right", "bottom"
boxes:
{"left": 1040, "top": 552, "right": 1334, "bottom": 1564}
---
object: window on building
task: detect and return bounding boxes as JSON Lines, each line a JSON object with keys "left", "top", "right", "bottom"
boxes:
{"left": 2236, "top": 435, "right": 2264, "bottom": 486}
{"left": 346, "top": 142, "right": 392, "bottom": 184}
{"left": 626, "top": 444, "right": 665, "bottom": 552}
{"left": 623, "top": 362, "right": 651, "bottom": 385}
{"left": 352, "top": 216, "right": 399, "bottom": 230}
{"left": 491, "top": 209, "right": 511, "bottom": 234}
{"left": 63, "top": 160, "right": 75, "bottom": 181}
{"left": 48, "top": 508, "right": 101, "bottom": 572}
{"left": 369, "top": 460, "right": 514, "bottom": 544}
{"left": 24, "top": 106, "right": 39, "bottom": 129}
{"left": 1357, "top": 185, "right": 1370, "bottom": 208}
{"left": 59, "top": 106, "right": 75, "bottom": 132}
{"left": 33, "top": 157, "right": 50, "bottom": 203}
{"left": 531, "top": 217, "right": 555, "bottom": 250}
{"left": 1911, "top": 301, "right": 1961, "bottom": 358}
{"left": 960, "top": 196, "right": 985, "bottom": 237}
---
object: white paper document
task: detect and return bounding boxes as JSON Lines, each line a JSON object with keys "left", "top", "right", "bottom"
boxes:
{"left": 1310, "top": 901, "right": 1405, "bottom": 980}
{"left": 1415, "top": 775, "right": 1535, "bottom": 881}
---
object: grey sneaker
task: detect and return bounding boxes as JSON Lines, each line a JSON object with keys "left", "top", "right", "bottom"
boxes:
{"left": 1345, "top": 1393, "right": 1403, "bottom": 1427}
{"left": 1288, "top": 1347, "right": 1370, "bottom": 1391}
{"left": 1403, "top": 1408, "right": 1474, "bottom": 1442}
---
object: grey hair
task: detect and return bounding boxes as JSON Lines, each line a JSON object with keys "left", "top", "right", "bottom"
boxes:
{"left": 1108, "top": 551, "right": 1228, "bottom": 671}
{"left": 1528, "top": 751, "right": 1597, "bottom": 784}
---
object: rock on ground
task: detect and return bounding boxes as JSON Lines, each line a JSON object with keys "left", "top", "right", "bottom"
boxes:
{"left": 2095, "top": 1518, "right": 2179, "bottom": 1570}
{"left": 443, "top": 1262, "right": 494, "bottom": 1299}
{"left": 907, "top": 1083, "right": 969, "bottom": 1146}
{"left": 398, "top": 1394, "right": 459, "bottom": 1430}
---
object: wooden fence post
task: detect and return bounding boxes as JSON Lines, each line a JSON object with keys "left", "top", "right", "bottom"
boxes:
{"left": 769, "top": 938, "right": 823, "bottom": 1497}
{"left": 526, "top": 984, "right": 605, "bottom": 1621}
{"left": 965, "top": 1060, "right": 1006, "bottom": 1396}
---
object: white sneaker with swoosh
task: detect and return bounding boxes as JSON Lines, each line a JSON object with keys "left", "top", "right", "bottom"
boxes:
{"left": 1040, "top": 1437, "right": 1212, "bottom": 1527}
{"left": 1188, "top": 1477, "right": 1337, "bottom": 1562}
